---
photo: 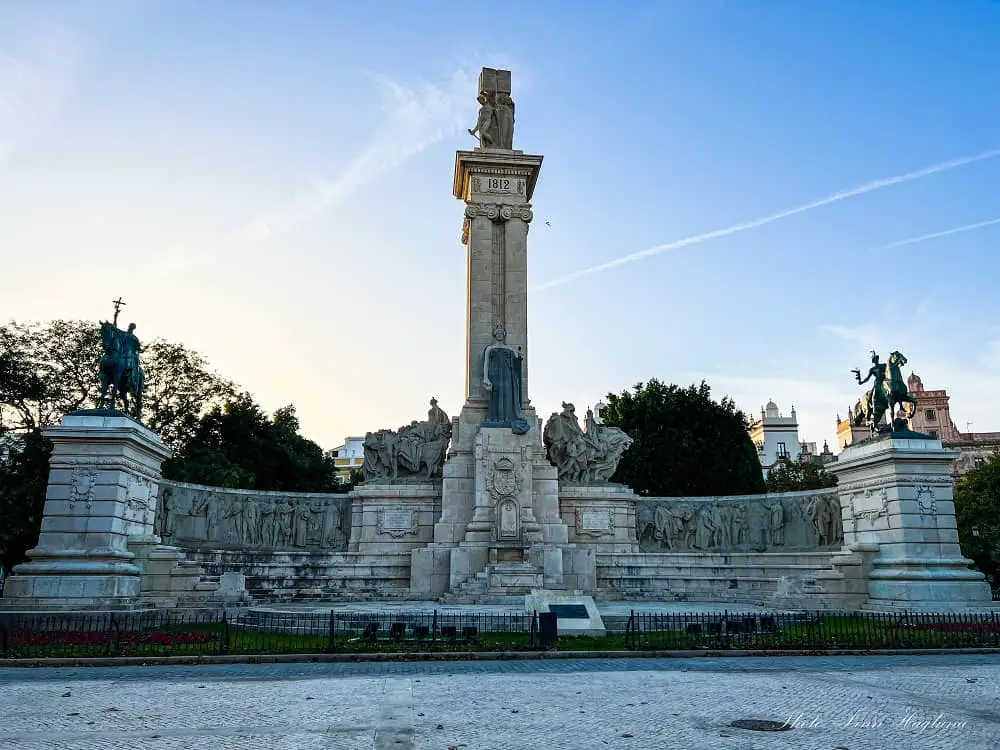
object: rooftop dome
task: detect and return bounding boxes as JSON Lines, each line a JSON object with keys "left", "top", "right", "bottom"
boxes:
{"left": 764, "top": 400, "right": 780, "bottom": 418}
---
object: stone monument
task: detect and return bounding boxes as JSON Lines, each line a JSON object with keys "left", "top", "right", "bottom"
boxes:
{"left": 411, "top": 67, "right": 592, "bottom": 600}
{"left": 1, "top": 411, "right": 170, "bottom": 609}
{"left": 830, "top": 349, "right": 991, "bottom": 611}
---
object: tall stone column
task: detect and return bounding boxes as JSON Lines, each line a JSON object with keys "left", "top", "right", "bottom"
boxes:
{"left": 1, "top": 411, "right": 171, "bottom": 610}
{"left": 829, "top": 434, "right": 991, "bottom": 612}
{"left": 411, "top": 67, "right": 572, "bottom": 601}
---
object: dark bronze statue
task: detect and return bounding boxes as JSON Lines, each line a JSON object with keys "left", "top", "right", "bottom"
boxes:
{"left": 851, "top": 349, "right": 917, "bottom": 435}
{"left": 482, "top": 324, "right": 530, "bottom": 434}
{"left": 98, "top": 298, "right": 145, "bottom": 420}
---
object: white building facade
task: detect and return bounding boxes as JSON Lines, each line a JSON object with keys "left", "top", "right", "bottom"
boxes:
{"left": 748, "top": 400, "right": 803, "bottom": 477}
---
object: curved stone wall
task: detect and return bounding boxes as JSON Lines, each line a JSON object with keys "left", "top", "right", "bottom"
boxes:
{"left": 635, "top": 489, "right": 842, "bottom": 553}
{"left": 156, "top": 480, "right": 351, "bottom": 552}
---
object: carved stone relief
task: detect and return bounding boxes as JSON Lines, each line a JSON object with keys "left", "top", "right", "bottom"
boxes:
{"left": 916, "top": 485, "right": 938, "bottom": 517}
{"left": 487, "top": 456, "right": 519, "bottom": 499}
{"left": 850, "top": 487, "right": 889, "bottom": 524}
{"left": 68, "top": 469, "right": 98, "bottom": 511}
{"left": 636, "top": 491, "right": 843, "bottom": 553}
{"left": 158, "top": 482, "right": 350, "bottom": 552}
{"left": 362, "top": 398, "right": 451, "bottom": 482}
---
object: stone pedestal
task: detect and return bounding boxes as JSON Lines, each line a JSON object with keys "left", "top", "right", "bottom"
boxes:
{"left": 348, "top": 482, "right": 440, "bottom": 554}
{"left": 560, "top": 484, "right": 639, "bottom": 553}
{"left": 1, "top": 411, "right": 171, "bottom": 610}
{"left": 830, "top": 434, "right": 991, "bottom": 612}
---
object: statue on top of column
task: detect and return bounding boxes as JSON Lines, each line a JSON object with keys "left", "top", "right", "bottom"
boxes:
{"left": 468, "top": 67, "right": 515, "bottom": 150}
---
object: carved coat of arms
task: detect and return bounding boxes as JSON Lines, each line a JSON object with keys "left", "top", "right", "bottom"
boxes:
{"left": 487, "top": 457, "right": 519, "bottom": 498}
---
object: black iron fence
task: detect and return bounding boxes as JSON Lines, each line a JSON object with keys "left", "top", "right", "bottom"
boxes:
{"left": 0, "top": 609, "right": 539, "bottom": 659}
{"left": 624, "top": 609, "right": 1000, "bottom": 650}
{"left": 4, "top": 608, "right": 1000, "bottom": 658}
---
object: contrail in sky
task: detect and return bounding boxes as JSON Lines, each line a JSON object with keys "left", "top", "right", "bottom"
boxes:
{"left": 877, "top": 216, "right": 1000, "bottom": 250}
{"left": 534, "top": 148, "right": 1000, "bottom": 291}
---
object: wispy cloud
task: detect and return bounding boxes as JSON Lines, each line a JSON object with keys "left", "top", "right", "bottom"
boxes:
{"left": 821, "top": 323, "right": 883, "bottom": 348}
{"left": 0, "top": 9, "right": 88, "bottom": 165}
{"left": 154, "top": 69, "right": 475, "bottom": 275}
{"left": 234, "top": 70, "right": 473, "bottom": 246}
{"left": 877, "top": 217, "right": 1000, "bottom": 250}
{"left": 534, "top": 148, "right": 1000, "bottom": 291}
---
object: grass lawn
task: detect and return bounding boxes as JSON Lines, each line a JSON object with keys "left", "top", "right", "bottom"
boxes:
{"left": 4, "top": 613, "right": 1000, "bottom": 658}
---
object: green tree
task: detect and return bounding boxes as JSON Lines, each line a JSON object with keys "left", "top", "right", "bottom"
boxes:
{"left": 0, "top": 320, "right": 235, "bottom": 569}
{"left": 954, "top": 452, "right": 1000, "bottom": 580}
{"left": 601, "top": 379, "right": 766, "bottom": 497}
{"left": 765, "top": 456, "right": 838, "bottom": 493}
{"left": 163, "top": 394, "right": 342, "bottom": 492}
{"left": 0, "top": 430, "right": 51, "bottom": 573}
{"left": 0, "top": 321, "right": 101, "bottom": 430}
{"left": 0, "top": 320, "right": 235, "bottom": 444}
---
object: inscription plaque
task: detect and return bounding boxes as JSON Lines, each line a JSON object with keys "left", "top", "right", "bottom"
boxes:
{"left": 482, "top": 176, "right": 515, "bottom": 193}
{"left": 580, "top": 509, "right": 612, "bottom": 531}
{"left": 377, "top": 508, "right": 417, "bottom": 538}
{"left": 549, "top": 604, "right": 590, "bottom": 620}
{"left": 382, "top": 510, "right": 412, "bottom": 530}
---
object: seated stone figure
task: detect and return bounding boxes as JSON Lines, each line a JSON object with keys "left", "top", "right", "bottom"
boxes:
{"left": 543, "top": 403, "right": 633, "bottom": 483}
{"left": 363, "top": 398, "right": 452, "bottom": 481}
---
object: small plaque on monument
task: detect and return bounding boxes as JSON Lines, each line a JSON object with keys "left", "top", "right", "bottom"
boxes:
{"left": 382, "top": 509, "right": 413, "bottom": 531}
{"left": 580, "top": 509, "right": 612, "bottom": 532}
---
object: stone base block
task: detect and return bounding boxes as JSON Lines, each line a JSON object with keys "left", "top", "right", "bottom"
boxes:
{"left": 524, "top": 591, "right": 606, "bottom": 636}
{"left": 863, "top": 559, "right": 993, "bottom": 612}
{"left": 409, "top": 546, "right": 452, "bottom": 598}
{"left": 1, "top": 572, "right": 140, "bottom": 610}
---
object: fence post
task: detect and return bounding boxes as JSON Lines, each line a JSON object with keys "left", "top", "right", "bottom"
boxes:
{"left": 0, "top": 619, "right": 7, "bottom": 658}
{"left": 106, "top": 614, "right": 119, "bottom": 657}
{"left": 327, "top": 610, "right": 336, "bottom": 653}
{"left": 220, "top": 609, "right": 230, "bottom": 655}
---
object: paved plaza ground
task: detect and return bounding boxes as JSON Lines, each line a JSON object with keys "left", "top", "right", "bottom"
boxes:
{"left": 2, "top": 654, "right": 999, "bottom": 749}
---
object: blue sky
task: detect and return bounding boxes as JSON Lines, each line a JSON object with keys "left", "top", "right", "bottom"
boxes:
{"left": 2, "top": 0, "right": 999, "bottom": 450}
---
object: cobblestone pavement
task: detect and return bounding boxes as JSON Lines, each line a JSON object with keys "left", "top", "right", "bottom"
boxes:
{"left": 2, "top": 655, "right": 999, "bottom": 749}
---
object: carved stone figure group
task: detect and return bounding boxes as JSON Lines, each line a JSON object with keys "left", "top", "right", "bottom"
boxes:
{"left": 543, "top": 403, "right": 634, "bottom": 483}
{"left": 363, "top": 399, "right": 452, "bottom": 481}
{"left": 636, "top": 492, "right": 843, "bottom": 553}
{"left": 469, "top": 89, "right": 515, "bottom": 149}
{"left": 158, "top": 484, "right": 347, "bottom": 550}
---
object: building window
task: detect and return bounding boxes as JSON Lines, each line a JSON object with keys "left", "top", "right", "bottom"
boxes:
{"left": 928, "top": 430, "right": 938, "bottom": 438}
{"left": 776, "top": 442, "right": 788, "bottom": 459}
{"left": 925, "top": 409, "right": 936, "bottom": 422}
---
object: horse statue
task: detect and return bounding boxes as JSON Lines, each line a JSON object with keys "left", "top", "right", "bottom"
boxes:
{"left": 98, "top": 320, "right": 144, "bottom": 420}
{"left": 851, "top": 349, "right": 916, "bottom": 435}
{"left": 883, "top": 350, "right": 917, "bottom": 426}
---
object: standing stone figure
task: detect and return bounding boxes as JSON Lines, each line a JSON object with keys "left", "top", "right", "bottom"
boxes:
{"left": 468, "top": 92, "right": 498, "bottom": 148}
{"left": 483, "top": 325, "right": 530, "bottom": 434}
{"left": 494, "top": 92, "right": 515, "bottom": 149}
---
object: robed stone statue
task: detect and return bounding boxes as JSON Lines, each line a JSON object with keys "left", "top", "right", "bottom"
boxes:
{"left": 482, "top": 325, "right": 530, "bottom": 434}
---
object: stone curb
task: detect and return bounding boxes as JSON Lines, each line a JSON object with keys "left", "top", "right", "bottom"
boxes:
{"left": 3, "top": 647, "right": 1000, "bottom": 669}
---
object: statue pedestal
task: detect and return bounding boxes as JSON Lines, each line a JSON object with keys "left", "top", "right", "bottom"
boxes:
{"left": 415, "top": 418, "right": 572, "bottom": 600}
{"left": 348, "top": 481, "right": 440, "bottom": 554}
{"left": 829, "top": 435, "right": 992, "bottom": 612}
{"left": 1, "top": 412, "right": 171, "bottom": 610}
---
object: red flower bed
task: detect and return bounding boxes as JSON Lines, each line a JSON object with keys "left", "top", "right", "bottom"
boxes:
{"left": 7, "top": 629, "right": 218, "bottom": 647}
{"left": 896, "top": 622, "right": 1000, "bottom": 633}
